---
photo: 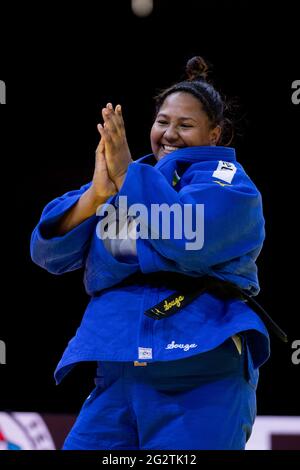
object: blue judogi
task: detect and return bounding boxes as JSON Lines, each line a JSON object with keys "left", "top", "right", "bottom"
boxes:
{"left": 62, "top": 337, "right": 258, "bottom": 450}
{"left": 30, "top": 146, "right": 270, "bottom": 449}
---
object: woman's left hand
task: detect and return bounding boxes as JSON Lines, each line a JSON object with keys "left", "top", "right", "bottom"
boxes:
{"left": 97, "top": 103, "right": 133, "bottom": 190}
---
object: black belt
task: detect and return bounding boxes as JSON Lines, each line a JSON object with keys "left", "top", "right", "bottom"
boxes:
{"left": 97, "top": 272, "right": 288, "bottom": 343}
{"left": 143, "top": 273, "right": 288, "bottom": 343}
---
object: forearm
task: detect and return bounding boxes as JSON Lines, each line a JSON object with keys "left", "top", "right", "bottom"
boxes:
{"left": 55, "top": 185, "right": 106, "bottom": 235}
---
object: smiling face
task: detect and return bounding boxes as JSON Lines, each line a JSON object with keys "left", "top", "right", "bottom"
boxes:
{"left": 150, "top": 91, "right": 221, "bottom": 161}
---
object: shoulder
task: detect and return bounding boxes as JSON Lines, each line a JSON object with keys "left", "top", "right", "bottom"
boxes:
{"left": 180, "top": 159, "right": 260, "bottom": 196}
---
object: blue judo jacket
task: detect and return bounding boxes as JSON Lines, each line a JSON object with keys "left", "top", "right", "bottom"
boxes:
{"left": 30, "top": 146, "right": 270, "bottom": 384}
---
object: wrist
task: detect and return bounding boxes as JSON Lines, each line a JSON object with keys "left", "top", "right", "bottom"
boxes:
{"left": 113, "top": 161, "right": 132, "bottom": 190}
{"left": 84, "top": 185, "right": 108, "bottom": 211}
{"left": 114, "top": 173, "right": 126, "bottom": 191}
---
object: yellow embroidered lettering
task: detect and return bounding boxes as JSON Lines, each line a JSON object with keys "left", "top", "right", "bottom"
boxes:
{"left": 163, "top": 295, "right": 185, "bottom": 311}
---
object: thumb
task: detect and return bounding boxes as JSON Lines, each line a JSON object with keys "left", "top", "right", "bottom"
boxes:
{"left": 97, "top": 124, "right": 105, "bottom": 153}
{"left": 95, "top": 147, "right": 106, "bottom": 168}
{"left": 96, "top": 140, "right": 105, "bottom": 157}
{"left": 98, "top": 138, "right": 105, "bottom": 154}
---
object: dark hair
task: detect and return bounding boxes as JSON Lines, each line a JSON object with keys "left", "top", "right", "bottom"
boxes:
{"left": 154, "top": 56, "right": 234, "bottom": 146}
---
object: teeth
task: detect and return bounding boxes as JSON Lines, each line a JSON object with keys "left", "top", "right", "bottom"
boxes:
{"left": 164, "top": 145, "right": 179, "bottom": 152}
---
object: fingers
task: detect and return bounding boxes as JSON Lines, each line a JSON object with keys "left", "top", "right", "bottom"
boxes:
{"left": 115, "top": 104, "right": 125, "bottom": 129}
{"left": 102, "top": 102, "right": 125, "bottom": 138}
{"left": 97, "top": 123, "right": 103, "bottom": 137}
{"left": 102, "top": 106, "right": 118, "bottom": 136}
{"left": 97, "top": 123, "right": 111, "bottom": 144}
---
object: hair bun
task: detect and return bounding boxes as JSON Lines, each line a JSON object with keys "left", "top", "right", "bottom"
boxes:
{"left": 185, "top": 56, "right": 210, "bottom": 82}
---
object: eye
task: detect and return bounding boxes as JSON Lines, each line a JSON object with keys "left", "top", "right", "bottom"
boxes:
{"left": 157, "top": 120, "right": 168, "bottom": 125}
{"left": 181, "top": 124, "right": 193, "bottom": 128}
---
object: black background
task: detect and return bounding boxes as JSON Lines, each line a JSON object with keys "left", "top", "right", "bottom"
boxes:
{"left": 0, "top": 0, "right": 299, "bottom": 417}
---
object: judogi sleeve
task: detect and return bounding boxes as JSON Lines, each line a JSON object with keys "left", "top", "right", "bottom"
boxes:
{"left": 30, "top": 182, "right": 98, "bottom": 274}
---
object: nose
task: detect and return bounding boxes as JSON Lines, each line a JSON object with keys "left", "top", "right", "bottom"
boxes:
{"left": 163, "top": 124, "right": 179, "bottom": 143}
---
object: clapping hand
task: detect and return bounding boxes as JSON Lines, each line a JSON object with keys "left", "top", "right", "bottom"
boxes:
{"left": 92, "top": 137, "right": 118, "bottom": 201}
{"left": 97, "top": 103, "right": 133, "bottom": 190}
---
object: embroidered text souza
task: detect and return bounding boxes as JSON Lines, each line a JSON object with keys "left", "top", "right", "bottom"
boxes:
{"left": 166, "top": 341, "right": 198, "bottom": 352}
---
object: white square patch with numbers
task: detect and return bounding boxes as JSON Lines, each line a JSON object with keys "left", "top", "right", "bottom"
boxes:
{"left": 212, "top": 160, "right": 237, "bottom": 184}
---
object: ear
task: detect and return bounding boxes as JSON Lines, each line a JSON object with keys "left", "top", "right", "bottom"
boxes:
{"left": 210, "top": 125, "right": 222, "bottom": 145}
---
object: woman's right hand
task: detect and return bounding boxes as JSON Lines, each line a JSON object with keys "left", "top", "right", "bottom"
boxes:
{"left": 91, "top": 137, "right": 118, "bottom": 203}
{"left": 51, "top": 138, "right": 117, "bottom": 236}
